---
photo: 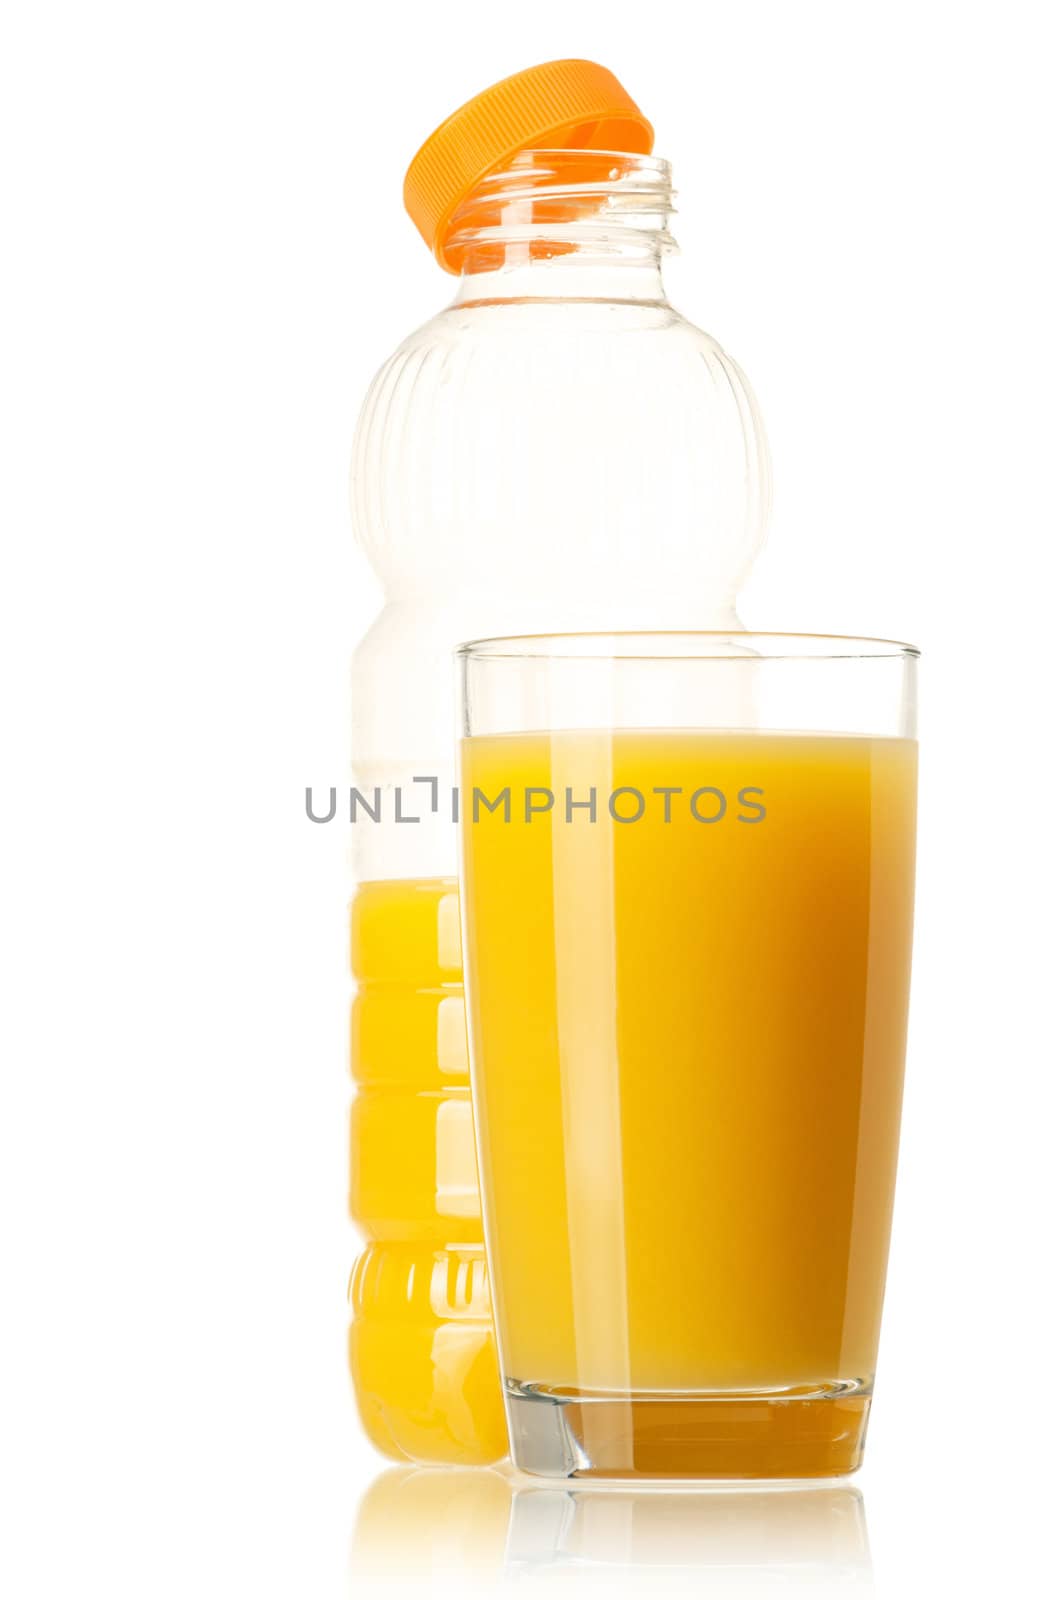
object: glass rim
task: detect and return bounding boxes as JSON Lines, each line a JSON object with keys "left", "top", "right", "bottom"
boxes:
{"left": 457, "top": 630, "right": 921, "bottom": 663}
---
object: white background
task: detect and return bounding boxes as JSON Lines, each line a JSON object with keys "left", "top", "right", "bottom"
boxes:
{"left": 2, "top": 2, "right": 1061, "bottom": 1596}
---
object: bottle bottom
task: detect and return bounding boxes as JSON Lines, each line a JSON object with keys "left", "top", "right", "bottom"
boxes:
{"left": 504, "top": 1378, "right": 871, "bottom": 1480}
{"left": 348, "top": 1241, "right": 507, "bottom": 1466}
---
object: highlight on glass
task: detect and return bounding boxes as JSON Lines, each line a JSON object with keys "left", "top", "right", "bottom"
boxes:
{"left": 457, "top": 632, "right": 918, "bottom": 1480}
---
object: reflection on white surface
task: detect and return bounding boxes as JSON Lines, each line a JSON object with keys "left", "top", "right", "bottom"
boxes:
{"left": 351, "top": 1466, "right": 872, "bottom": 1593}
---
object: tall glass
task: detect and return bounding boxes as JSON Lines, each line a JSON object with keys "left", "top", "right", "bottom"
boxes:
{"left": 457, "top": 633, "right": 918, "bottom": 1480}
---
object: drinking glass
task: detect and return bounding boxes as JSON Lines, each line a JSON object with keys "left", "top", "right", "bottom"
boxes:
{"left": 457, "top": 633, "right": 918, "bottom": 1480}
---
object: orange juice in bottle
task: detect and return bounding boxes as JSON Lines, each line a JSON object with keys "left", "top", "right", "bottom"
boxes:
{"left": 348, "top": 879, "right": 505, "bottom": 1463}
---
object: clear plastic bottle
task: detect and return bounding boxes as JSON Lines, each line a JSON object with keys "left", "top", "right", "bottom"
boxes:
{"left": 348, "top": 68, "right": 771, "bottom": 1465}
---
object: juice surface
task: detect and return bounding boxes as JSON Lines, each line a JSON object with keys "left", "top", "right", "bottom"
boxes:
{"left": 460, "top": 730, "right": 917, "bottom": 1400}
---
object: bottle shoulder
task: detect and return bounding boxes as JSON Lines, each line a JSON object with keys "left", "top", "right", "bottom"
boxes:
{"left": 377, "top": 296, "right": 727, "bottom": 356}
{"left": 351, "top": 293, "right": 771, "bottom": 602}
{"left": 353, "top": 298, "right": 756, "bottom": 462}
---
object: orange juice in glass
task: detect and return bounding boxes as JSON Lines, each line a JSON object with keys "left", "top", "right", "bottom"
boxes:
{"left": 458, "top": 633, "right": 918, "bottom": 1479}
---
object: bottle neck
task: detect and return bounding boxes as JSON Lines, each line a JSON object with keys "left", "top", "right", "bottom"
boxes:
{"left": 444, "top": 149, "right": 675, "bottom": 303}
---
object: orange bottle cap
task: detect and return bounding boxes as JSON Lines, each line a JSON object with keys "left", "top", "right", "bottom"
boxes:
{"left": 404, "top": 59, "right": 654, "bottom": 272}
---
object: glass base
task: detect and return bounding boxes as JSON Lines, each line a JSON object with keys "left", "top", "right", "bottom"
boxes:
{"left": 505, "top": 1378, "right": 871, "bottom": 1480}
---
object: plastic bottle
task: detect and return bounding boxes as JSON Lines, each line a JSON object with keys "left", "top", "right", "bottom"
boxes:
{"left": 347, "top": 59, "right": 771, "bottom": 1463}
